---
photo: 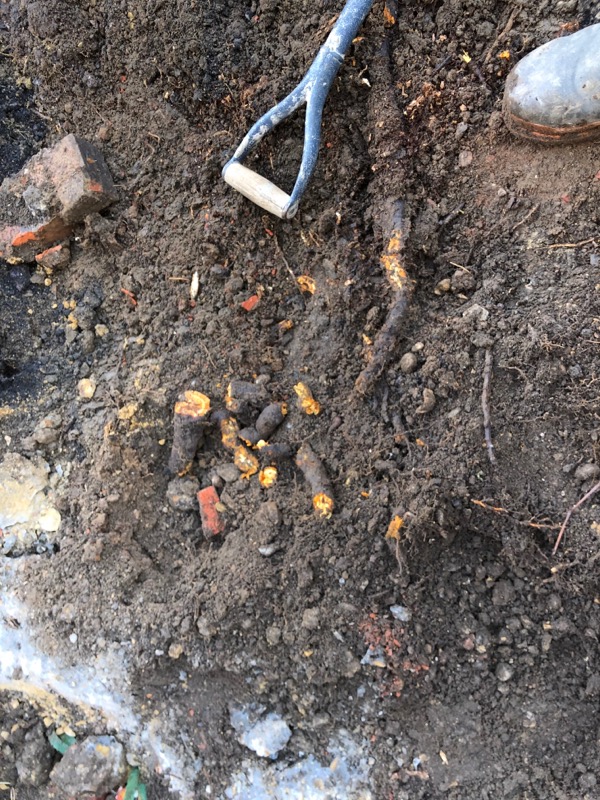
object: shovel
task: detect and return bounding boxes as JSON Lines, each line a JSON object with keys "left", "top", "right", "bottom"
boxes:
{"left": 222, "top": 0, "right": 374, "bottom": 219}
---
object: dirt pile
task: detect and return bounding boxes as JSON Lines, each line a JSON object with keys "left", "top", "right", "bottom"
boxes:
{"left": 1, "top": 0, "right": 599, "bottom": 797}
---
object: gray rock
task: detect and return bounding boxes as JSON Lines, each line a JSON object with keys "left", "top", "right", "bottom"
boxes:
{"left": 390, "top": 605, "right": 412, "bottom": 622}
{"left": 49, "top": 735, "right": 126, "bottom": 797}
{"left": 301, "top": 607, "right": 320, "bottom": 631}
{"left": 16, "top": 724, "right": 54, "bottom": 787}
{"left": 492, "top": 579, "right": 515, "bottom": 607}
{"left": 166, "top": 476, "right": 200, "bottom": 511}
{"left": 215, "top": 463, "right": 241, "bottom": 483}
{"left": 399, "top": 352, "right": 418, "bottom": 374}
{"left": 496, "top": 662, "right": 514, "bottom": 682}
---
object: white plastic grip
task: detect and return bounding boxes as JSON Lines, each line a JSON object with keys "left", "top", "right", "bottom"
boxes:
{"left": 222, "top": 162, "right": 298, "bottom": 219}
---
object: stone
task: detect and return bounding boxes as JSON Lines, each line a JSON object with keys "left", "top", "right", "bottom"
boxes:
{"left": 496, "top": 662, "right": 514, "bottom": 682}
{"left": 230, "top": 705, "right": 292, "bottom": 758}
{"left": 16, "top": 723, "right": 54, "bottom": 787}
{"left": 492, "top": 579, "right": 515, "bottom": 607}
{"left": 77, "top": 378, "right": 97, "bottom": 400}
{"left": 166, "top": 476, "right": 200, "bottom": 511}
{"left": 301, "top": 607, "right": 320, "bottom": 631}
{"left": 35, "top": 243, "right": 71, "bottom": 270}
{"left": 399, "top": 352, "right": 418, "bottom": 374}
{"left": 49, "top": 735, "right": 126, "bottom": 797}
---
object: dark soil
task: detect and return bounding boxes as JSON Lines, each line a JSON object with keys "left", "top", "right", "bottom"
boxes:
{"left": 1, "top": 0, "right": 600, "bottom": 798}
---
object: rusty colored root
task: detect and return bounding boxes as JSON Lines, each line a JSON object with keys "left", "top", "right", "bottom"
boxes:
{"left": 220, "top": 416, "right": 241, "bottom": 452}
{"left": 257, "top": 442, "right": 294, "bottom": 463}
{"left": 294, "top": 382, "right": 321, "bottom": 415}
{"left": 234, "top": 445, "right": 259, "bottom": 479}
{"left": 383, "top": 0, "right": 398, "bottom": 25}
{"left": 354, "top": 288, "right": 413, "bottom": 394}
{"left": 255, "top": 402, "right": 287, "bottom": 440}
{"left": 197, "top": 485, "right": 225, "bottom": 539}
{"left": 355, "top": 203, "right": 414, "bottom": 395}
{"left": 259, "top": 466, "right": 278, "bottom": 488}
{"left": 238, "top": 426, "right": 261, "bottom": 447}
{"left": 295, "top": 442, "right": 334, "bottom": 518}
{"left": 168, "top": 391, "right": 211, "bottom": 475}
{"left": 225, "top": 380, "right": 267, "bottom": 414}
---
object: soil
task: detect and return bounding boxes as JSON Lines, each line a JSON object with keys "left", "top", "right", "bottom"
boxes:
{"left": 1, "top": 0, "right": 600, "bottom": 798}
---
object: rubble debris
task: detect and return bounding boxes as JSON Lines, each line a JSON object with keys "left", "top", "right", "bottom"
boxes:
{"left": 294, "top": 382, "right": 321, "bottom": 415}
{"left": 230, "top": 704, "right": 292, "bottom": 759}
{"left": 197, "top": 485, "right": 226, "bottom": 538}
{"left": 77, "top": 378, "right": 97, "bottom": 400}
{"left": 34, "top": 242, "right": 71, "bottom": 271}
{"left": 49, "top": 735, "right": 126, "bottom": 798}
{"left": 15, "top": 723, "right": 54, "bottom": 787}
{"left": 0, "top": 134, "right": 117, "bottom": 263}
{"left": 166, "top": 476, "right": 201, "bottom": 511}
{"left": 295, "top": 442, "right": 334, "bottom": 518}
{"left": 168, "top": 390, "right": 211, "bottom": 475}
{"left": 0, "top": 453, "right": 61, "bottom": 553}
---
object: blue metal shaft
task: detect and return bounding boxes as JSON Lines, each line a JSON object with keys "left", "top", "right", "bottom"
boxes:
{"left": 223, "top": 0, "right": 374, "bottom": 218}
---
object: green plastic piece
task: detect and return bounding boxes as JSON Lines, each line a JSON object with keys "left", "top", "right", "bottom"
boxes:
{"left": 124, "top": 768, "right": 140, "bottom": 800}
{"left": 48, "top": 731, "right": 76, "bottom": 755}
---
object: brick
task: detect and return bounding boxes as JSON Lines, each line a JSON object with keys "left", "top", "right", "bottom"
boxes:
{"left": 45, "top": 134, "right": 118, "bottom": 223}
{"left": 0, "top": 134, "right": 117, "bottom": 263}
{"left": 35, "top": 243, "right": 71, "bottom": 270}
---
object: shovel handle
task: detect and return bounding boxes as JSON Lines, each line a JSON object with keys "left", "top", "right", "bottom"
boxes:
{"left": 222, "top": 162, "right": 299, "bottom": 220}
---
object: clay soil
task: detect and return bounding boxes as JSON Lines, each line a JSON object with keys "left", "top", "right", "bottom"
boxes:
{"left": 1, "top": 0, "right": 600, "bottom": 797}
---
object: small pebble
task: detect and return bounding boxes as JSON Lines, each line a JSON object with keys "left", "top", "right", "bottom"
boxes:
{"left": 416, "top": 388, "right": 436, "bottom": 414}
{"left": 390, "top": 605, "right": 412, "bottom": 622}
{"left": 496, "top": 662, "right": 514, "bottom": 682}
{"left": 434, "top": 278, "right": 452, "bottom": 295}
{"left": 69, "top": 633, "right": 78, "bottom": 644}
{"left": 77, "top": 378, "right": 97, "bottom": 400}
{"left": 301, "top": 607, "right": 320, "bottom": 631}
{"left": 168, "top": 643, "right": 184, "bottom": 659}
{"left": 399, "top": 352, "right": 418, "bottom": 374}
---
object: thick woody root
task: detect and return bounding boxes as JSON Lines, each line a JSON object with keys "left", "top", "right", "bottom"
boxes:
{"left": 168, "top": 391, "right": 211, "bottom": 475}
{"left": 295, "top": 443, "right": 335, "bottom": 519}
{"left": 355, "top": 206, "right": 414, "bottom": 394}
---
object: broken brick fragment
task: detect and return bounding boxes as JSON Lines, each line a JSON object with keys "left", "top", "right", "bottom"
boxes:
{"left": 35, "top": 243, "right": 71, "bottom": 271}
{"left": 0, "top": 134, "right": 117, "bottom": 263}
{"left": 197, "top": 485, "right": 226, "bottom": 538}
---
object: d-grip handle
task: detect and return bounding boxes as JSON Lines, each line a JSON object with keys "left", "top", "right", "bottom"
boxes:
{"left": 222, "top": 162, "right": 299, "bottom": 220}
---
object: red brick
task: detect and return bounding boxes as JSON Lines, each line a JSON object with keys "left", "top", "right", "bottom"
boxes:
{"left": 35, "top": 243, "right": 71, "bottom": 270}
{"left": 0, "top": 135, "right": 117, "bottom": 262}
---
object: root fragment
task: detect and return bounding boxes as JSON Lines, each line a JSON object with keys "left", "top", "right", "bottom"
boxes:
{"left": 355, "top": 202, "right": 414, "bottom": 395}
{"left": 168, "top": 390, "right": 211, "bottom": 475}
{"left": 295, "top": 442, "right": 334, "bottom": 518}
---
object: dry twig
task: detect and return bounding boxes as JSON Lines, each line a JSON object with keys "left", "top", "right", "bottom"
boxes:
{"left": 471, "top": 499, "right": 559, "bottom": 530}
{"left": 481, "top": 348, "right": 496, "bottom": 465}
{"left": 552, "top": 479, "right": 600, "bottom": 555}
{"left": 511, "top": 203, "right": 539, "bottom": 233}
